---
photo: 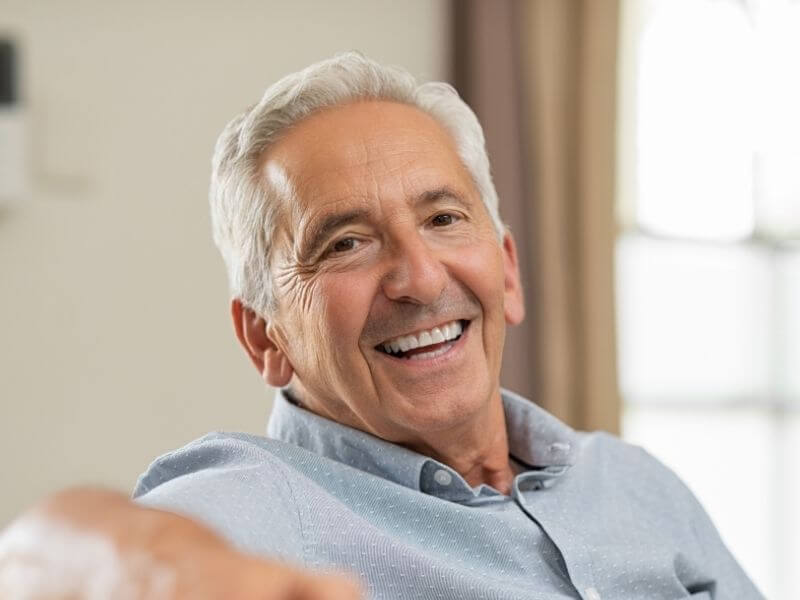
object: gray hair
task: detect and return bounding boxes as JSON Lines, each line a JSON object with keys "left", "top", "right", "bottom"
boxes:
{"left": 209, "top": 51, "right": 503, "bottom": 315}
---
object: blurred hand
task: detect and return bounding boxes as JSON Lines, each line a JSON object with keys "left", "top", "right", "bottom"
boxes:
{"left": 0, "top": 488, "right": 362, "bottom": 600}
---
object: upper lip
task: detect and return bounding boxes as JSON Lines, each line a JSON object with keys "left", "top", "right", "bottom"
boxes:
{"left": 371, "top": 317, "right": 471, "bottom": 348}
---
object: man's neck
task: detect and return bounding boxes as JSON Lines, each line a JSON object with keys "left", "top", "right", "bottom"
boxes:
{"left": 404, "top": 393, "right": 515, "bottom": 495}
{"left": 286, "top": 384, "right": 516, "bottom": 495}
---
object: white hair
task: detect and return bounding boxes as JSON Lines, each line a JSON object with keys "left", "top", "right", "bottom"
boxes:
{"left": 209, "top": 51, "right": 503, "bottom": 314}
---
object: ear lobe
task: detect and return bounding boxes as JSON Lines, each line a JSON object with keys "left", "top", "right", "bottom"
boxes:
{"left": 231, "top": 299, "right": 294, "bottom": 388}
{"left": 501, "top": 232, "right": 525, "bottom": 326}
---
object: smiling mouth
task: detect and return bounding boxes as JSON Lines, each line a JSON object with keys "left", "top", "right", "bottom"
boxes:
{"left": 375, "top": 319, "right": 470, "bottom": 360}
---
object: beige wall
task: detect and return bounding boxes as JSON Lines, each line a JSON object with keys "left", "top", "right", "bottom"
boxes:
{"left": 0, "top": 0, "right": 450, "bottom": 526}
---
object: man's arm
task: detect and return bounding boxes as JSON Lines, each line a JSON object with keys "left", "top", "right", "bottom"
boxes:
{"left": 0, "top": 488, "right": 361, "bottom": 599}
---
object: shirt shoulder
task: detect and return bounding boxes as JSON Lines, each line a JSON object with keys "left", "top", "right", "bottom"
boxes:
{"left": 583, "top": 431, "right": 707, "bottom": 497}
{"left": 133, "top": 432, "right": 309, "bottom": 564}
{"left": 577, "top": 430, "right": 705, "bottom": 517}
{"left": 133, "top": 432, "right": 287, "bottom": 495}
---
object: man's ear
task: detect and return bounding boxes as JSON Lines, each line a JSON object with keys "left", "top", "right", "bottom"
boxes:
{"left": 231, "top": 299, "right": 294, "bottom": 388}
{"left": 501, "top": 231, "right": 525, "bottom": 326}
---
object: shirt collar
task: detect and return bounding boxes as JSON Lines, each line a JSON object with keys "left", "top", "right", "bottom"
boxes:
{"left": 267, "top": 387, "right": 579, "bottom": 501}
{"left": 500, "top": 387, "right": 579, "bottom": 468}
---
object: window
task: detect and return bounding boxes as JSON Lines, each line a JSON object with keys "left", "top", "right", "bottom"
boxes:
{"left": 616, "top": 1, "right": 800, "bottom": 598}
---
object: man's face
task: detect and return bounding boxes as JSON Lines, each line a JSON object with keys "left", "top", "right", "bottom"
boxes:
{"left": 261, "top": 101, "right": 523, "bottom": 444}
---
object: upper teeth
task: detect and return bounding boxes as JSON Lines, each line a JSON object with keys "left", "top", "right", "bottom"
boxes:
{"left": 381, "top": 320, "right": 464, "bottom": 354}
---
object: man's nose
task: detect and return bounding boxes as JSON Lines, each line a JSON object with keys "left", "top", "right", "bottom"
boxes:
{"left": 381, "top": 233, "right": 448, "bottom": 305}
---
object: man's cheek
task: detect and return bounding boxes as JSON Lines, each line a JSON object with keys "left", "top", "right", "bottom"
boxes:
{"left": 315, "top": 307, "right": 356, "bottom": 371}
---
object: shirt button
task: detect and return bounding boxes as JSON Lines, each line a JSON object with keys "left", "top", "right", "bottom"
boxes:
{"left": 433, "top": 469, "right": 453, "bottom": 486}
{"left": 584, "top": 587, "right": 601, "bottom": 600}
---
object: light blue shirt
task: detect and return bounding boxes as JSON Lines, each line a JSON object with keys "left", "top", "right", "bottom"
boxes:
{"left": 133, "top": 389, "right": 761, "bottom": 599}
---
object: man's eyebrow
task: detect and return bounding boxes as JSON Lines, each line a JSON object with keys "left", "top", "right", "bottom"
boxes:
{"left": 415, "top": 186, "right": 472, "bottom": 209}
{"left": 300, "top": 208, "right": 371, "bottom": 261}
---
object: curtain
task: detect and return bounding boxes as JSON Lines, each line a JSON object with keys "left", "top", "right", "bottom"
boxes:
{"left": 452, "top": 0, "right": 621, "bottom": 433}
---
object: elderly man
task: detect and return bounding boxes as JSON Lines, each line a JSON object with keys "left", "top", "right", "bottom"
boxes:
{"left": 0, "top": 53, "right": 760, "bottom": 600}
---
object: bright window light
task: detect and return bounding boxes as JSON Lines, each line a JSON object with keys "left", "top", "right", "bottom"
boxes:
{"left": 618, "top": 1, "right": 799, "bottom": 596}
{"left": 636, "top": 0, "right": 756, "bottom": 240}
{"left": 617, "top": 235, "right": 772, "bottom": 401}
{"left": 755, "top": 152, "right": 800, "bottom": 239}
{"left": 753, "top": 0, "right": 800, "bottom": 238}
{"left": 786, "top": 417, "right": 800, "bottom": 595}
{"left": 776, "top": 250, "right": 800, "bottom": 399}
{"left": 754, "top": 0, "right": 800, "bottom": 153}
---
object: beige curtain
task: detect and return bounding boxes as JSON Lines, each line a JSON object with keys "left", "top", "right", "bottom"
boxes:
{"left": 452, "top": 0, "right": 620, "bottom": 434}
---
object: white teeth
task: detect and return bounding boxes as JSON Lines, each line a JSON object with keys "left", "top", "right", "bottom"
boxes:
{"left": 380, "top": 319, "right": 465, "bottom": 354}
{"left": 442, "top": 323, "right": 456, "bottom": 340}
{"left": 441, "top": 323, "right": 452, "bottom": 339}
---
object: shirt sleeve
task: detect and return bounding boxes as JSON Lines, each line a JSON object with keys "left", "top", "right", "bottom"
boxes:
{"left": 132, "top": 433, "right": 306, "bottom": 566}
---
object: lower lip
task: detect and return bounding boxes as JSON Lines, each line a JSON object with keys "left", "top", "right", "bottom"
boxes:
{"left": 376, "top": 322, "right": 470, "bottom": 368}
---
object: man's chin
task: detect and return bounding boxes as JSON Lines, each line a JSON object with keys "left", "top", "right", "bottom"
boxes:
{"left": 377, "top": 380, "right": 495, "bottom": 436}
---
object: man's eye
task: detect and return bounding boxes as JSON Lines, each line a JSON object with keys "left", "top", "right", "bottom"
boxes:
{"left": 330, "top": 237, "right": 359, "bottom": 254}
{"left": 431, "top": 213, "right": 458, "bottom": 226}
